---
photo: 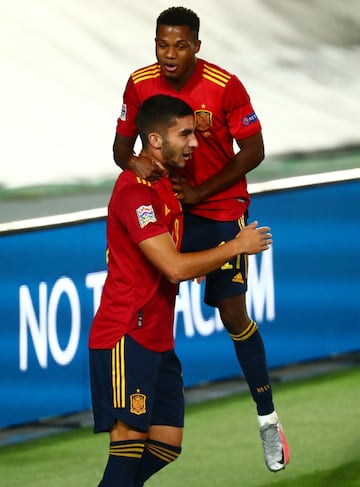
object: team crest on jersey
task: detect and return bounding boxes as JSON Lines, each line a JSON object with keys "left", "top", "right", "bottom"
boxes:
{"left": 136, "top": 204, "right": 157, "bottom": 228}
{"left": 130, "top": 389, "right": 146, "bottom": 415}
{"left": 195, "top": 109, "right": 213, "bottom": 132}
{"left": 120, "top": 103, "right": 127, "bottom": 121}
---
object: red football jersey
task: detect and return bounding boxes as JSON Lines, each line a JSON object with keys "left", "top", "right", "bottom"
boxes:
{"left": 89, "top": 170, "right": 183, "bottom": 352}
{"left": 116, "top": 58, "right": 262, "bottom": 220}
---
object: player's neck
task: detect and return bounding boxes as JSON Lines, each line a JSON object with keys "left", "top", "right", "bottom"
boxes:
{"left": 140, "top": 150, "right": 169, "bottom": 177}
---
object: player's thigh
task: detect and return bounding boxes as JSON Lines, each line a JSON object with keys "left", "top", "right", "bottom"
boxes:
{"left": 110, "top": 419, "right": 148, "bottom": 442}
{"left": 151, "top": 350, "right": 184, "bottom": 431}
{"left": 181, "top": 213, "right": 217, "bottom": 251}
{"left": 89, "top": 335, "right": 162, "bottom": 434}
{"left": 182, "top": 212, "right": 246, "bottom": 252}
{"left": 181, "top": 213, "right": 250, "bottom": 326}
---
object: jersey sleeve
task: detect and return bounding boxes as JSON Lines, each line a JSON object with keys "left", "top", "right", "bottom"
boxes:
{"left": 223, "top": 75, "right": 262, "bottom": 140}
{"left": 115, "top": 77, "right": 141, "bottom": 137}
{"left": 112, "top": 183, "right": 168, "bottom": 244}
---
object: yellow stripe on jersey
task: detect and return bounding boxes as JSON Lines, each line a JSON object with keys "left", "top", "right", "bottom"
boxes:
{"left": 173, "top": 217, "right": 181, "bottom": 248}
{"left": 132, "top": 64, "right": 161, "bottom": 84}
{"left": 203, "top": 64, "right": 231, "bottom": 87}
{"left": 132, "top": 64, "right": 160, "bottom": 78}
{"left": 112, "top": 338, "right": 126, "bottom": 408}
{"left": 136, "top": 176, "right": 152, "bottom": 187}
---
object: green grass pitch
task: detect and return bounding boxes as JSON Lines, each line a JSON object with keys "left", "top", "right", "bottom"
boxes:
{"left": 1, "top": 367, "right": 359, "bottom": 486}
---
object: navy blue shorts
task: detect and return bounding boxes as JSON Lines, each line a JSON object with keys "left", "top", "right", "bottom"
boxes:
{"left": 89, "top": 335, "right": 184, "bottom": 433}
{"left": 181, "top": 212, "right": 248, "bottom": 307}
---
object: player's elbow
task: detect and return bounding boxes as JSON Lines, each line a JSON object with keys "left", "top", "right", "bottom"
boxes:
{"left": 163, "top": 265, "right": 189, "bottom": 285}
{"left": 256, "top": 144, "right": 265, "bottom": 163}
{"left": 241, "top": 132, "right": 265, "bottom": 168}
{"left": 112, "top": 134, "right": 134, "bottom": 170}
{"left": 164, "top": 270, "right": 182, "bottom": 285}
{"left": 113, "top": 143, "right": 125, "bottom": 169}
{"left": 251, "top": 140, "right": 265, "bottom": 166}
{"left": 157, "top": 254, "right": 193, "bottom": 284}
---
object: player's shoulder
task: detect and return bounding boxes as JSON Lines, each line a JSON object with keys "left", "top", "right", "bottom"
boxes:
{"left": 110, "top": 171, "right": 155, "bottom": 209}
{"left": 130, "top": 62, "right": 161, "bottom": 85}
{"left": 117, "top": 169, "right": 154, "bottom": 190}
{"left": 198, "top": 58, "right": 236, "bottom": 88}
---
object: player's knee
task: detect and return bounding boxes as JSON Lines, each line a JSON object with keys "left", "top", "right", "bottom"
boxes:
{"left": 218, "top": 300, "right": 250, "bottom": 333}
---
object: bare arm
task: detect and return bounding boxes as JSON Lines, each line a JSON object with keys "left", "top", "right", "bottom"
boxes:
{"left": 138, "top": 221, "right": 271, "bottom": 284}
{"left": 171, "top": 132, "right": 265, "bottom": 205}
{"left": 113, "top": 132, "right": 165, "bottom": 180}
{"left": 113, "top": 133, "right": 137, "bottom": 170}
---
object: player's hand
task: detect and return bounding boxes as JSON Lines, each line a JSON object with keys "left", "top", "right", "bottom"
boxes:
{"left": 128, "top": 154, "right": 165, "bottom": 182}
{"left": 235, "top": 221, "right": 272, "bottom": 255}
{"left": 170, "top": 175, "right": 201, "bottom": 204}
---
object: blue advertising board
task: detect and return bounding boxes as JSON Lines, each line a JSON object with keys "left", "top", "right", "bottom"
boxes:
{"left": 0, "top": 177, "right": 359, "bottom": 428}
{"left": 0, "top": 220, "right": 107, "bottom": 427}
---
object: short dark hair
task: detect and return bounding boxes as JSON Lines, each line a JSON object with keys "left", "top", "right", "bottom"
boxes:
{"left": 156, "top": 7, "right": 200, "bottom": 40}
{"left": 136, "top": 95, "right": 194, "bottom": 147}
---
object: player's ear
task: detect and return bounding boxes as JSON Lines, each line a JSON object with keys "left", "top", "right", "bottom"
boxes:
{"left": 194, "top": 40, "right": 201, "bottom": 54}
{"left": 148, "top": 132, "right": 162, "bottom": 149}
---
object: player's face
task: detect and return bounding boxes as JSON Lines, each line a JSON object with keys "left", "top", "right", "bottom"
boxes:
{"left": 161, "top": 114, "right": 198, "bottom": 169}
{"left": 155, "top": 25, "right": 201, "bottom": 88}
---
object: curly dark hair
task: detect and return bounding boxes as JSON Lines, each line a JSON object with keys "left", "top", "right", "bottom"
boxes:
{"left": 156, "top": 6, "right": 200, "bottom": 40}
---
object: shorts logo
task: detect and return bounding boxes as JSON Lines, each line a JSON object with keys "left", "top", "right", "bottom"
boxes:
{"left": 136, "top": 205, "right": 157, "bottom": 228}
{"left": 130, "top": 389, "right": 146, "bottom": 415}
{"left": 242, "top": 112, "right": 258, "bottom": 126}
{"left": 120, "top": 103, "right": 127, "bottom": 121}
{"left": 232, "top": 272, "right": 244, "bottom": 284}
{"left": 195, "top": 109, "right": 213, "bottom": 132}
